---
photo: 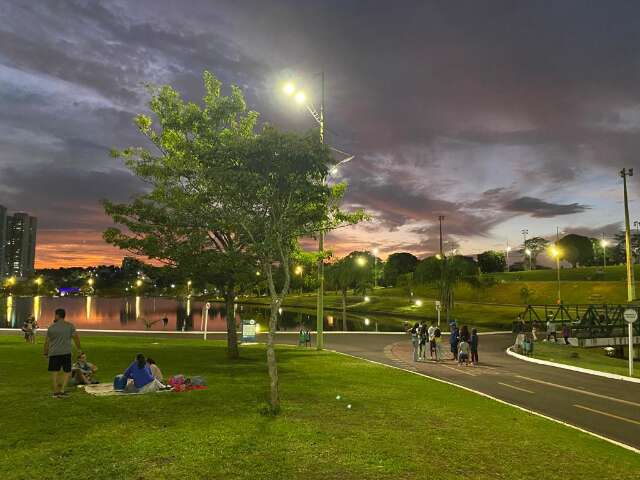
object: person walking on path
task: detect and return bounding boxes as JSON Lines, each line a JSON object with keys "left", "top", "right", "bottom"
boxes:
{"left": 561, "top": 323, "right": 571, "bottom": 345}
{"left": 470, "top": 328, "right": 479, "bottom": 365}
{"left": 43, "top": 308, "right": 81, "bottom": 398}
{"left": 410, "top": 322, "right": 420, "bottom": 362}
{"left": 450, "top": 326, "right": 459, "bottom": 360}
{"left": 418, "top": 321, "right": 428, "bottom": 360}
{"left": 546, "top": 318, "right": 557, "bottom": 342}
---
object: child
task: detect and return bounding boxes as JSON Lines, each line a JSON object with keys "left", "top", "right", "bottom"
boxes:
{"left": 21, "top": 318, "right": 33, "bottom": 343}
{"left": 457, "top": 338, "right": 470, "bottom": 366}
{"left": 470, "top": 328, "right": 479, "bottom": 365}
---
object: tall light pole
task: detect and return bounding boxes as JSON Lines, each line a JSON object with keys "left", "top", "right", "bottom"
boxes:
{"left": 438, "top": 216, "right": 445, "bottom": 258}
{"left": 525, "top": 249, "right": 532, "bottom": 271}
{"left": 600, "top": 234, "right": 608, "bottom": 273}
{"left": 521, "top": 229, "right": 529, "bottom": 270}
{"left": 634, "top": 220, "right": 640, "bottom": 265}
{"left": 550, "top": 246, "right": 562, "bottom": 304}
{"left": 372, "top": 247, "right": 379, "bottom": 289}
{"left": 621, "top": 168, "right": 636, "bottom": 302}
{"left": 505, "top": 243, "right": 512, "bottom": 272}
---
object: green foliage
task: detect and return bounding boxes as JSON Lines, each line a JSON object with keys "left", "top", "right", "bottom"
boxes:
{"left": 557, "top": 234, "right": 594, "bottom": 267}
{"left": 477, "top": 250, "right": 506, "bottom": 273}
{"left": 382, "top": 252, "right": 418, "bottom": 286}
{"left": 522, "top": 237, "right": 549, "bottom": 268}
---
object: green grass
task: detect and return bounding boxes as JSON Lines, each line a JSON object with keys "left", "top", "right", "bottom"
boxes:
{"left": 486, "top": 264, "right": 640, "bottom": 282}
{"left": 1, "top": 335, "right": 639, "bottom": 479}
{"left": 531, "top": 341, "right": 640, "bottom": 379}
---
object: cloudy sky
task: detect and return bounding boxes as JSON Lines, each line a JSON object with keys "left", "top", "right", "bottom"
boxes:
{"left": 1, "top": 0, "right": 639, "bottom": 267}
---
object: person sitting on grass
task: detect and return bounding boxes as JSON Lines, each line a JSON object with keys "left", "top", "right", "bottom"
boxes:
{"left": 122, "top": 353, "right": 165, "bottom": 394}
{"left": 457, "top": 338, "right": 470, "bottom": 366}
{"left": 147, "top": 358, "right": 163, "bottom": 382}
{"left": 71, "top": 351, "right": 98, "bottom": 385}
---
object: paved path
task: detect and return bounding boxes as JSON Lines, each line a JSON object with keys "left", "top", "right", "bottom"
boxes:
{"left": 269, "top": 332, "right": 640, "bottom": 450}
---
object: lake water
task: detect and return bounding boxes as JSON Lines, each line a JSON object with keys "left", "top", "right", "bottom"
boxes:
{"left": 0, "top": 296, "right": 405, "bottom": 332}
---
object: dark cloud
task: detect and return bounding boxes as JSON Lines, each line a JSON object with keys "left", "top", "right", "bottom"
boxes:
{"left": 503, "top": 197, "right": 590, "bottom": 218}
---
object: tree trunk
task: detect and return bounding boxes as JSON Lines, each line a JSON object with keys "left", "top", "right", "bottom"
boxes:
{"left": 266, "top": 300, "right": 280, "bottom": 412}
{"left": 341, "top": 288, "right": 347, "bottom": 331}
{"left": 225, "top": 292, "right": 239, "bottom": 359}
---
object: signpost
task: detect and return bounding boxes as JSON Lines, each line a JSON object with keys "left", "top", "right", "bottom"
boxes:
{"left": 623, "top": 308, "right": 638, "bottom": 377}
{"left": 435, "top": 300, "right": 441, "bottom": 327}
{"left": 203, "top": 302, "right": 211, "bottom": 341}
{"left": 242, "top": 319, "right": 257, "bottom": 343}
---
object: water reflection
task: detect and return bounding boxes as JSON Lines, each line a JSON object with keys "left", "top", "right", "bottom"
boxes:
{"left": 0, "top": 296, "right": 405, "bottom": 332}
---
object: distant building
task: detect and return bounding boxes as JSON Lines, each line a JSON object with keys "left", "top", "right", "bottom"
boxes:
{"left": 1, "top": 206, "right": 37, "bottom": 278}
{"left": 0, "top": 205, "right": 6, "bottom": 278}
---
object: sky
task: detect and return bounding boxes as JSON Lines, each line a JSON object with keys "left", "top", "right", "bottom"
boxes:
{"left": 1, "top": 0, "right": 639, "bottom": 268}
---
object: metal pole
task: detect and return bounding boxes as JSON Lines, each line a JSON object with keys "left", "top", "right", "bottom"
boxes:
{"left": 316, "top": 71, "right": 325, "bottom": 350}
{"left": 621, "top": 168, "right": 636, "bottom": 302}
{"left": 556, "top": 255, "right": 561, "bottom": 304}
{"left": 602, "top": 232, "right": 607, "bottom": 273}
{"left": 203, "top": 305, "right": 209, "bottom": 341}
{"left": 521, "top": 229, "right": 528, "bottom": 270}
{"left": 629, "top": 322, "right": 634, "bottom": 377}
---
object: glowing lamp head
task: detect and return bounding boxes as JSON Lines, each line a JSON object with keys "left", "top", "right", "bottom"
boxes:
{"left": 372, "top": 247, "right": 379, "bottom": 255}
{"left": 8, "top": 277, "right": 16, "bottom": 285}
{"left": 435, "top": 254, "right": 442, "bottom": 260}
{"left": 187, "top": 280, "right": 192, "bottom": 286}
{"left": 35, "top": 277, "right": 43, "bottom": 286}
{"left": 550, "top": 246, "right": 560, "bottom": 258}
{"left": 506, "top": 246, "right": 512, "bottom": 252}
{"left": 87, "top": 278, "right": 94, "bottom": 286}
{"left": 329, "top": 167, "right": 339, "bottom": 175}
{"left": 170, "top": 284, "right": 175, "bottom": 289}
{"left": 256, "top": 271, "right": 261, "bottom": 276}
{"left": 356, "top": 256, "right": 367, "bottom": 267}
{"left": 294, "top": 266, "right": 303, "bottom": 275}
{"left": 364, "top": 318, "right": 370, "bottom": 326}
{"left": 135, "top": 279, "right": 143, "bottom": 287}
{"left": 415, "top": 299, "right": 423, "bottom": 307}
{"left": 525, "top": 248, "right": 532, "bottom": 256}
{"left": 364, "top": 296, "right": 370, "bottom": 302}
{"left": 600, "top": 239, "right": 608, "bottom": 248}
{"left": 283, "top": 82, "right": 295, "bottom": 95}
{"left": 294, "top": 91, "right": 306, "bottom": 104}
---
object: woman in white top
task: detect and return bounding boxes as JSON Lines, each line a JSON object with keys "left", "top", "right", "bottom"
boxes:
{"left": 146, "top": 358, "right": 163, "bottom": 382}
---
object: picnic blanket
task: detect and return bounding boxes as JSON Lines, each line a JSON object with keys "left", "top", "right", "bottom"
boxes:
{"left": 81, "top": 383, "right": 173, "bottom": 397}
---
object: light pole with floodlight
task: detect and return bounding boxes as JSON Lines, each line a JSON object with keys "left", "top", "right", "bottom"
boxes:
{"left": 600, "top": 234, "right": 608, "bottom": 273}
{"left": 621, "top": 168, "right": 636, "bottom": 302}
{"left": 550, "top": 246, "right": 562, "bottom": 304}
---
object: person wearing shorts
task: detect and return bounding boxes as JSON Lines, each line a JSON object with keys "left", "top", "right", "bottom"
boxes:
{"left": 44, "top": 308, "right": 81, "bottom": 398}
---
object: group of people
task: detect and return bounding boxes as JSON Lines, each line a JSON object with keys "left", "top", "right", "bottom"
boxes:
{"left": 21, "top": 314, "right": 38, "bottom": 343}
{"left": 513, "top": 315, "right": 572, "bottom": 354}
{"left": 409, "top": 320, "right": 479, "bottom": 365}
{"left": 43, "top": 308, "right": 167, "bottom": 398}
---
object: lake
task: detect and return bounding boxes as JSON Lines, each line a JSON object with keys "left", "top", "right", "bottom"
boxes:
{"left": 0, "top": 296, "right": 406, "bottom": 332}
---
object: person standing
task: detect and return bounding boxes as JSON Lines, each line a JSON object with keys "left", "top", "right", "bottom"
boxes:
{"left": 561, "top": 323, "right": 571, "bottom": 345}
{"left": 470, "top": 328, "right": 479, "bottom": 365}
{"left": 427, "top": 323, "right": 436, "bottom": 359}
{"left": 418, "top": 321, "right": 428, "bottom": 360}
{"left": 410, "top": 322, "right": 420, "bottom": 362}
{"left": 546, "top": 318, "right": 557, "bottom": 342}
{"left": 43, "top": 308, "right": 81, "bottom": 397}
{"left": 450, "top": 326, "right": 459, "bottom": 360}
{"left": 433, "top": 327, "right": 443, "bottom": 362}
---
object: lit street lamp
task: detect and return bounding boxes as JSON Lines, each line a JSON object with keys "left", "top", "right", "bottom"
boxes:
{"left": 550, "top": 245, "right": 562, "bottom": 304}
{"left": 600, "top": 236, "right": 609, "bottom": 272}
{"left": 294, "top": 265, "right": 303, "bottom": 294}
{"left": 521, "top": 229, "right": 529, "bottom": 270}
{"left": 621, "top": 168, "right": 636, "bottom": 302}
{"left": 524, "top": 249, "right": 532, "bottom": 271}
{"left": 505, "top": 244, "right": 512, "bottom": 272}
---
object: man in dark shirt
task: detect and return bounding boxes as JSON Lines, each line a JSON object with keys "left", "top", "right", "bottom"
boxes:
{"left": 43, "top": 308, "right": 81, "bottom": 397}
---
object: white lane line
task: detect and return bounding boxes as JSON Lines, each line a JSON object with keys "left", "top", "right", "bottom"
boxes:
{"left": 439, "top": 363, "right": 478, "bottom": 376}
{"left": 328, "top": 349, "right": 640, "bottom": 454}
{"left": 498, "top": 382, "right": 534, "bottom": 394}
{"left": 516, "top": 375, "right": 640, "bottom": 408}
{"left": 574, "top": 404, "right": 640, "bottom": 426}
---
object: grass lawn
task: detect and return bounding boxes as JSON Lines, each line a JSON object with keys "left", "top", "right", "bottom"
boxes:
{"left": 531, "top": 341, "right": 640, "bottom": 379}
{"left": 1, "top": 336, "right": 639, "bottom": 479}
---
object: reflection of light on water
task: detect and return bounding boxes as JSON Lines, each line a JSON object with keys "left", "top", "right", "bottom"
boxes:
{"left": 135, "top": 296, "right": 141, "bottom": 319}
{"left": 33, "top": 296, "right": 41, "bottom": 321}
{"left": 85, "top": 296, "right": 92, "bottom": 321}
{"left": 7, "top": 296, "right": 14, "bottom": 327}
{"left": 186, "top": 297, "right": 191, "bottom": 317}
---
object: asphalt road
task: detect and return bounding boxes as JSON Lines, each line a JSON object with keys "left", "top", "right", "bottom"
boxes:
{"left": 268, "top": 331, "right": 640, "bottom": 451}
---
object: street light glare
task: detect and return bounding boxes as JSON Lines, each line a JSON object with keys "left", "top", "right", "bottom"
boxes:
{"left": 356, "top": 256, "right": 367, "bottom": 267}
{"left": 435, "top": 254, "right": 442, "bottom": 260}
{"left": 550, "top": 246, "right": 561, "bottom": 258}
{"left": 283, "top": 82, "right": 295, "bottom": 95}
{"left": 525, "top": 249, "right": 532, "bottom": 256}
{"left": 294, "top": 91, "right": 306, "bottom": 104}
{"left": 600, "top": 239, "right": 609, "bottom": 247}
{"left": 294, "top": 265, "right": 303, "bottom": 275}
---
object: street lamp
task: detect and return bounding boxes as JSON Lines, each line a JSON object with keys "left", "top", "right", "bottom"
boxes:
{"left": 521, "top": 229, "right": 529, "bottom": 270}
{"left": 135, "top": 279, "right": 143, "bottom": 288}
{"left": 600, "top": 236, "right": 609, "bottom": 272}
{"left": 524, "top": 249, "right": 532, "bottom": 271}
{"left": 505, "top": 245, "right": 512, "bottom": 272}
{"left": 550, "top": 246, "right": 562, "bottom": 304}
{"left": 294, "top": 265, "right": 303, "bottom": 294}
{"left": 621, "top": 168, "right": 636, "bottom": 302}
{"left": 356, "top": 256, "right": 367, "bottom": 267}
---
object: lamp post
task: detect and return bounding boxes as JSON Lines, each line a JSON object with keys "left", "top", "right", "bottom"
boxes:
{"left": 550, "top": 246, "right": 562, "bottom": 304}
{"left": 34, "top": 276, "right": 43, "bottom": 295}
{"left": 621, "top": 168, "right": 636, "bottom": 302}
{"left": 521, "top": 229, "right": 529, "bottom": 270}
{"left": 187, "top": 280, "right": 192, "bottom": 298}
{"left": 294, "top": 265, "right": 303, "bottom": 295}
{"left": 87, "top": 277, "right": 94, "bottom": 295}
{"left": 372, "top": 247, "right": 379, "bottom": 289}
{"left": 600, "top": 234, "right": 608, "bottom": 273}
{"left": 505, "top": 244, "right": 512, "bottom": 272}
{"left": 525, "top": 249, "right": 532, "bottom": 271}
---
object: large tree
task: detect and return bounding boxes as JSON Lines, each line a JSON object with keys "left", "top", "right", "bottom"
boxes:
{"left": 383, "top": 252, "right": 418, "bottom": 286}
{"left": 218, "top": 125, "right": 364, "bottom": 412}
{"left": 557, "top": 234, "right": 594, "bottom": 267}
{"left": 477, "top": 250, "right": 506, "bottom": 273}
{"left": 103, "top": 71, "right": 259, "bottom": 359}
{"left": 521, "top": 237, "right": 549, "bottom": 269}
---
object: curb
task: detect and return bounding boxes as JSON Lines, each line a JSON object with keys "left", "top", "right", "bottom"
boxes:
{"left": 505, "top": 347, "right": 640, "bottom": 384}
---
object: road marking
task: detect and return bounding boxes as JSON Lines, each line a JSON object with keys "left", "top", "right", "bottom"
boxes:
{"left": 440, "top": 363, "right": 478, "bottom": 376}
{"left": 574, "top": 404, "right": 640, "bottom": 426}
{"left": 516, "top": 375, "right": 640, "bottom": 408}
{"left": 498, "top": 382, "right": 534, "bottom": 394}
